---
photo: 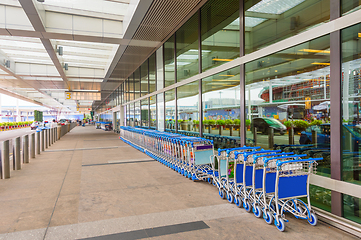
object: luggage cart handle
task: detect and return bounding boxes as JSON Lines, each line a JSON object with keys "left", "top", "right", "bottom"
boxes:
{"left": 276, "top": 157, "right": 323, "bottom": 167}
{"left": 243, "top": 150, "right": 281, "bottom": 160}
{"left": 217, "top": 146, "right": 260, "bottom": 156}
{"left": 263, "top": 154, "right": 307, "bottom": 166}
{"left": 253, "top": 152, "right": 294, "bottom": 164}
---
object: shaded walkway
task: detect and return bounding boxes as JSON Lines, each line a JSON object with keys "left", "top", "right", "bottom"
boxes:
{"left": 0, "top": 126, "right": 357, "bottom": 239}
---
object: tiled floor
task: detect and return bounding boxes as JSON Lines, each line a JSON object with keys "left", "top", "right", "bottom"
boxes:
{"left": 0, "top": 125, "right": 358, "bottom": 240}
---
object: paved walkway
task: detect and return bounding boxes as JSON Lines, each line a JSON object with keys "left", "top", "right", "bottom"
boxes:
{"left": 0, "top": 126, "right": 357, "bottom": 240}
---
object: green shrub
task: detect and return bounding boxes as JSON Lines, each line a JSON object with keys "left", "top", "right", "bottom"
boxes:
{"left": 216, "top": 119, "right": 225, "bottom": 126}
{"left": 203, "top": 120, "right": 209, "bottom": 125}
{"left": 293, "top": 120, "right": 309, "bottom": 129}
{"left": 246, "top": 119, "right": 251, "bottom": 126}
{"left": 193, "top": 120, "right": 199, "bottom": 125}
{"left": 208, "top": 120, "right": 216, "bottom": 125}
{"left": 234, "top": 119, "right": 240, "bottom": 125}
{"left": 284, "top": 121, "right": 292, "bottom": 128}
{"left": 177, "top": 119, "right": 183, "bottom": 123}
{"left": 310, "top": 120, "right": 322, "bottom": 126}
{"left": 225, "top": 119, "right": 233, "bottom": 125}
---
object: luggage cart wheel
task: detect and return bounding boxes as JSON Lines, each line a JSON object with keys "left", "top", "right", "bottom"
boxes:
{"left": 243, "top": 199, "right": 252, "bottom": 212}
{"left": 263, "top": 210, "right": 273, "bottom": 224}
{"left": 227, "top": 193, "right": 234, "bottom": 204}
{"left": 253, "top": 205, "right": 262, "bottom": 218}
{"left": 235, "top": 197, "right": 243, "bottom": 208}
{"left": 308, "top": 213, "right": 318, "bottom": 226}
{"left": 275, "top": 218, "right": 285, "bottom": 232}
{"left": 219, "top": 189, "right": 226, "bottom": 199}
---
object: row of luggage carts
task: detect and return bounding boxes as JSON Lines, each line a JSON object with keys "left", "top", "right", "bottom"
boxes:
{"left": 120, "top": 126, "right": 322, "bottom": 232}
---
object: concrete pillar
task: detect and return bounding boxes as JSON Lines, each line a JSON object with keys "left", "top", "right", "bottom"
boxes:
{"left": 36, "top": 131, "right": 40, "bottom": 154}
{"left": 45, "top": 129, "right": 48, "bottom": 149}
{"left": 41, "top": 130, "right": 45, "bottom": 151}
{"left": 113, "top": 112, "right": 117, "bottom": 132}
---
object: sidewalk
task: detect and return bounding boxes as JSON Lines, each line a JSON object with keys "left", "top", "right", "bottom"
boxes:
{"left": 0, "top": 125, "right": 357, "bottom": 240}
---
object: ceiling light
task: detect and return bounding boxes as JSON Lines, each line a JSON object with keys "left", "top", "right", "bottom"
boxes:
{"left": 311, "top": 62, "right": 330, "bottom": 66}
{"left": 56, "top": 46, "right": 63, "bottom": 56}
{"left": 219, "top": 75, "right": 235, "bottom": 77}
{"left": 358, "top": 33, "right": 361, "bottom": 38}
{"left": 299, "top": 49, "right": 330, "bottom": 54}
{"left": 63, "top": 63, "right": 68, "bottom": 70}
{"left": 73, "top": 89, "right": 100, "bottom": 92}
{"left": 4, "top": 60, "right": 10, "bottom": 68}
{"left": 37, "top": 0, "right": 44, "bottom": 2}
{"left": 212, "top": 58, "right": 233, "bottom": 62}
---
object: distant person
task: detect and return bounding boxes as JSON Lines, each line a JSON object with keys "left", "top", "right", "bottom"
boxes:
{"left": 51, "top": 119, "right": 57, "bottom": 128}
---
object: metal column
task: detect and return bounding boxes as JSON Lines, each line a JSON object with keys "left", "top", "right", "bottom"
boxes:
{"left": 24, "top": 135, "right": 29, "bottom": 163}
{"left": 2, "top": 140, "right": 10, "bottom": 179}
{"left": 30, "top": 133, "right": 35, "bottom": 158}
{"left": 45, "top": 129, "right": 48, "bottom": 149}
{"left": 37, "top": 131, "right": 40, "bottom": 154}
{"left": 49, "top": 128, "right": 51, "bottom": 146}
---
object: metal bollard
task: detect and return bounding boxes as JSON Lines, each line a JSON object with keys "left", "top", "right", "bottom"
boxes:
{"left": 288, "top": 126, "right": 294, "bottom": 145}
{"left": 2, "top": 140, "right": 10, "bottom": 179}
{"left": 15, "top": 137, "right": 21, "bottom": 170}
{"left": 45, "top": 129, "right": 48, "bottom": 149}
{"left": 41, "top": 130, "right": 45, "bottom": 151}
{"left": 37, "top": 131, "right": 40, "bottom": 154}
{"left": 268, "top": 127, "right": 274, "bottom": 149}
{"left": 24, "top": 135, "right": 29, "bottom": 163}
{"left": 51, "top": 128, "right": 54, "bottom": 144}
{"left": 312, "top": 130, "right": 317, "bottom": 147}
{"left": 253, "top": 127, "right": 257, "bottom": 146}
{"left": 31, "top": 133, "right": 35, "bottom": 158}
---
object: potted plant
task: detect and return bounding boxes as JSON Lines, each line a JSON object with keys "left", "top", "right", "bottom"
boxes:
{"left": 216, "top": 119, "right": 225, "bottom": 135}
{"left": 309, "top": 120, "right": 322, "bottom": 126}
{"left": 0, "top": 122, "right": 4, "bottom": 131}
{"left": 193, "top": 120, "right": 199, "bottom": 131}
{"left": 292, "top": 120, "right": 309, "bottom": 133}
{"left": 246, "top": 119, "right": 251, "bottom": 130}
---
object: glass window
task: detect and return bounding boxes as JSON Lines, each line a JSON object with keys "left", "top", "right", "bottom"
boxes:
{"left": 176, "top": 13, "right": 199, "bottom": 82}
{"left": 134, "top": 68, "right": 141, "bottom": 100}
{"left": 342, "top": 0, "right": 361, "bottom": 15}
{"left": 177, "top": 81, "right": 199, "bottom": 134}
{"left": 202, "top": 67, "right": 240, "bottom": 148}
{"left": 124, "top": 80, "right": 128, "bottom": 103}
{"left": 341, "top": 23, "right": 361, "bottom": 186}
{"left": 245, "top": 34, "right": 330, "bottom": 177}
{"left": 135, "top": 101, "right": 140, "bottom": 127}
{"left": 141, "top": 98, "right": 149, "bottom": 128}
{"left": 201, "top": 0, "right": 240, "bottom": 72}
{"left": 305, "top": 185, "right": 331, "bottom": 212}
{"left": 129, "top": 103, "right": 134, "bottom": 126}
{"left": 343, "top": 194, "right": 361, "bottom": 224}
{"left": 245, "top": 0, "right": 330, "bottom": 54}
{"left": 157, "top": 93, "right": 165, "bottom": 131}
{"left": 165, "top": 89, "right": 176, "bottom": 132}
{"left": 141, "top": 60, "right": 148, "bottom": 96}
{"left": 157, "top": 46, "right": 164, "bottom": 90}
{"left": 129, "top": 75, "right": 134, "bottom": 101}
{"left": 150, "top": 95, "right": 157, "bottom": 129}
{"left": 164, "top": 35, "right": 175, "bottom": 87}
{"left": 149, "top": 52, "right": 156, "bottom": 93}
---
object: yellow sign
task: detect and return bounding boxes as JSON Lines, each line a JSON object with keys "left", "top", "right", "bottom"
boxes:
{"left": 305, "top": 97, "right": 311, "bottom": 109}
{"left": 66, "top": 92, "right": 72, "bottom": 100}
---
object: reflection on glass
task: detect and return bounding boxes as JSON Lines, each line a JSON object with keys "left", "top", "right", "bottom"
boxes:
{"left": 157, "top": 93, "right": 165, "bottom": 131}
{"left": 343, "top": 194, "right": 361, "bottom": 224}
{"left": 165, "top": 89, "right": 176, "bottom": 132}
{"left": 126, "top": 104, "right": 129, "bottom": 126}
{"left": 176, "top": 13, "right": 199, "bottom": 82}
{"left": 149, "top": 52, "right": 156, "bottom": 93}
{"left": 302, "top": 185, "right": 331, "bottom": 212}
{"left": 164, "top": 35, "right": 175, "bottom": 87}
{"left": 141, "top": 60, "right": 148, "bottom": 96}
{"left": 245, "top": 34, "right": 331, "bottom": 177}
{"left": 124, "top": 81, "right": 128, "bottom": 103}
{"left": 342, "top": 0, "right": 361, "bottom": 15}
{"left": 129, "top": 75, "right": 134, "bottom": 101}
{"left": 150, "top": 95, "right": 156, "bottom": 129}
{"left": 177, "top": 81, "right": 199, "bottom": 134}
{"left": 201, "top": 0, "right": 240, "bottom": 72}
{"left": 134, "top": 68, "right": 141, "bottom": 100}
{"left": 129, "top": 103, "right": 134, "bottom": 126}
{"left": 135, "top": 101, "right": 140, "bottom": 127}
{"left": 202, "top": 67, "right": 240, "bottom": 148}
{"left": 245, "top": 0, "right": 330, "bottom": 54}
{"left": 141, "top": 98, "right": 149, "bottom": 128}
{"left": 341, "top": 23, "right": 361, "bottom": 187}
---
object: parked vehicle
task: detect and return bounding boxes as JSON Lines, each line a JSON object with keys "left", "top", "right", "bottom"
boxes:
{"left": 251, "top": 117, "right": 287, "bottom": 135}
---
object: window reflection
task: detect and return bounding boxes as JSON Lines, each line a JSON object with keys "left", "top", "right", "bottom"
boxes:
{"left": 202, "top": 67, "right": 240, "bottom": 148}
{"left": 141, "top": 98, "right": 149, "bottom": 128}
{"left": 150, "top": 95, "right": 156, "bottom": 129}
{"left": 164, "top": 36, "right": 175, "bottom": 88}
{"left": 245, "top": 0, "right": 330, "bottom": 54}
{"left": 141, "top": 60, "right": 148, "bottom": 96}
{"left": 245, "top": 34, "right": 330, "bottom": 177}
{"left": 134, "top": 101, "right": 140, "bottom": 127}
{"left": 342, "top": 0, "right": 361, "bottom": 15}
{"left": 165, "top": 90, "right": 176, "bottom": 132}
{"left": 177, "top": 81, "right": 199, "bottom": 134}
{"left": 149, "top": 53, "right": 156, "bottom": 93}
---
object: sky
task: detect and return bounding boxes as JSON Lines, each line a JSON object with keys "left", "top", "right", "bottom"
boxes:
{"left": 0, "top": 93, "right": 43, "bottom": 108}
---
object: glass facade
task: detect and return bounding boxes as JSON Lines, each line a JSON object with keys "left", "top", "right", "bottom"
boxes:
{"left": 177, "top": 81, "right": 199, "bottom": 133}
{"left": 176, "top": 13, "right": 199, "bottom": 82}
{"left": 245, "top": 0, "right": 330, "bottom": 54}
{"left": 102, "top": 0, "right": 361, "bottom": 226}
{"left": 201, "top": 0, "right": 240, "bottom": 72}
{"left": 342, "top": 23, "right": 361, "bottom": 186}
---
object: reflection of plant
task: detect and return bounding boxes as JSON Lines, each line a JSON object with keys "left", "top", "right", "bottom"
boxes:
{"left": 246, "top": 119, "right": 251, "bottom": 126}
{"left": 209, "top": 120, "right": 216, "bottom": 125}
{"left": 216, "top": 119, "right": 225, "bottom": 126}
{"left": 234, "top": 119, "right": 240, "bottom": 125}
{"left": 177, "top": 119, "right": 183, "bottom": 123}
{"left": 293, "top": 120, "right": 309, "bottom": 129}
{"left": 225, "top": 119, "right": 233, "bottom": 125}
{"left": 310, "top": 120, "right": 322, "bottom": 126}
{"left": 203, "top": 120, "right": 209, "bottom": 125}
{"left": 284, "top": 121, "right": 292, "bottom": 128}
{"left": 193, "top": 120, "right": 199, "bottom": 125}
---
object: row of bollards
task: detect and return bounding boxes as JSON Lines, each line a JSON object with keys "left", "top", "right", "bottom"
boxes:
{"left": 1, "top": 127, "right": 59, "bottom": 179}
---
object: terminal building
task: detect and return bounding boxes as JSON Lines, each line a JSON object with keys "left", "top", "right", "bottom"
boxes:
{"left": 1, "top": 0, "right": 361, "bottom": 239}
